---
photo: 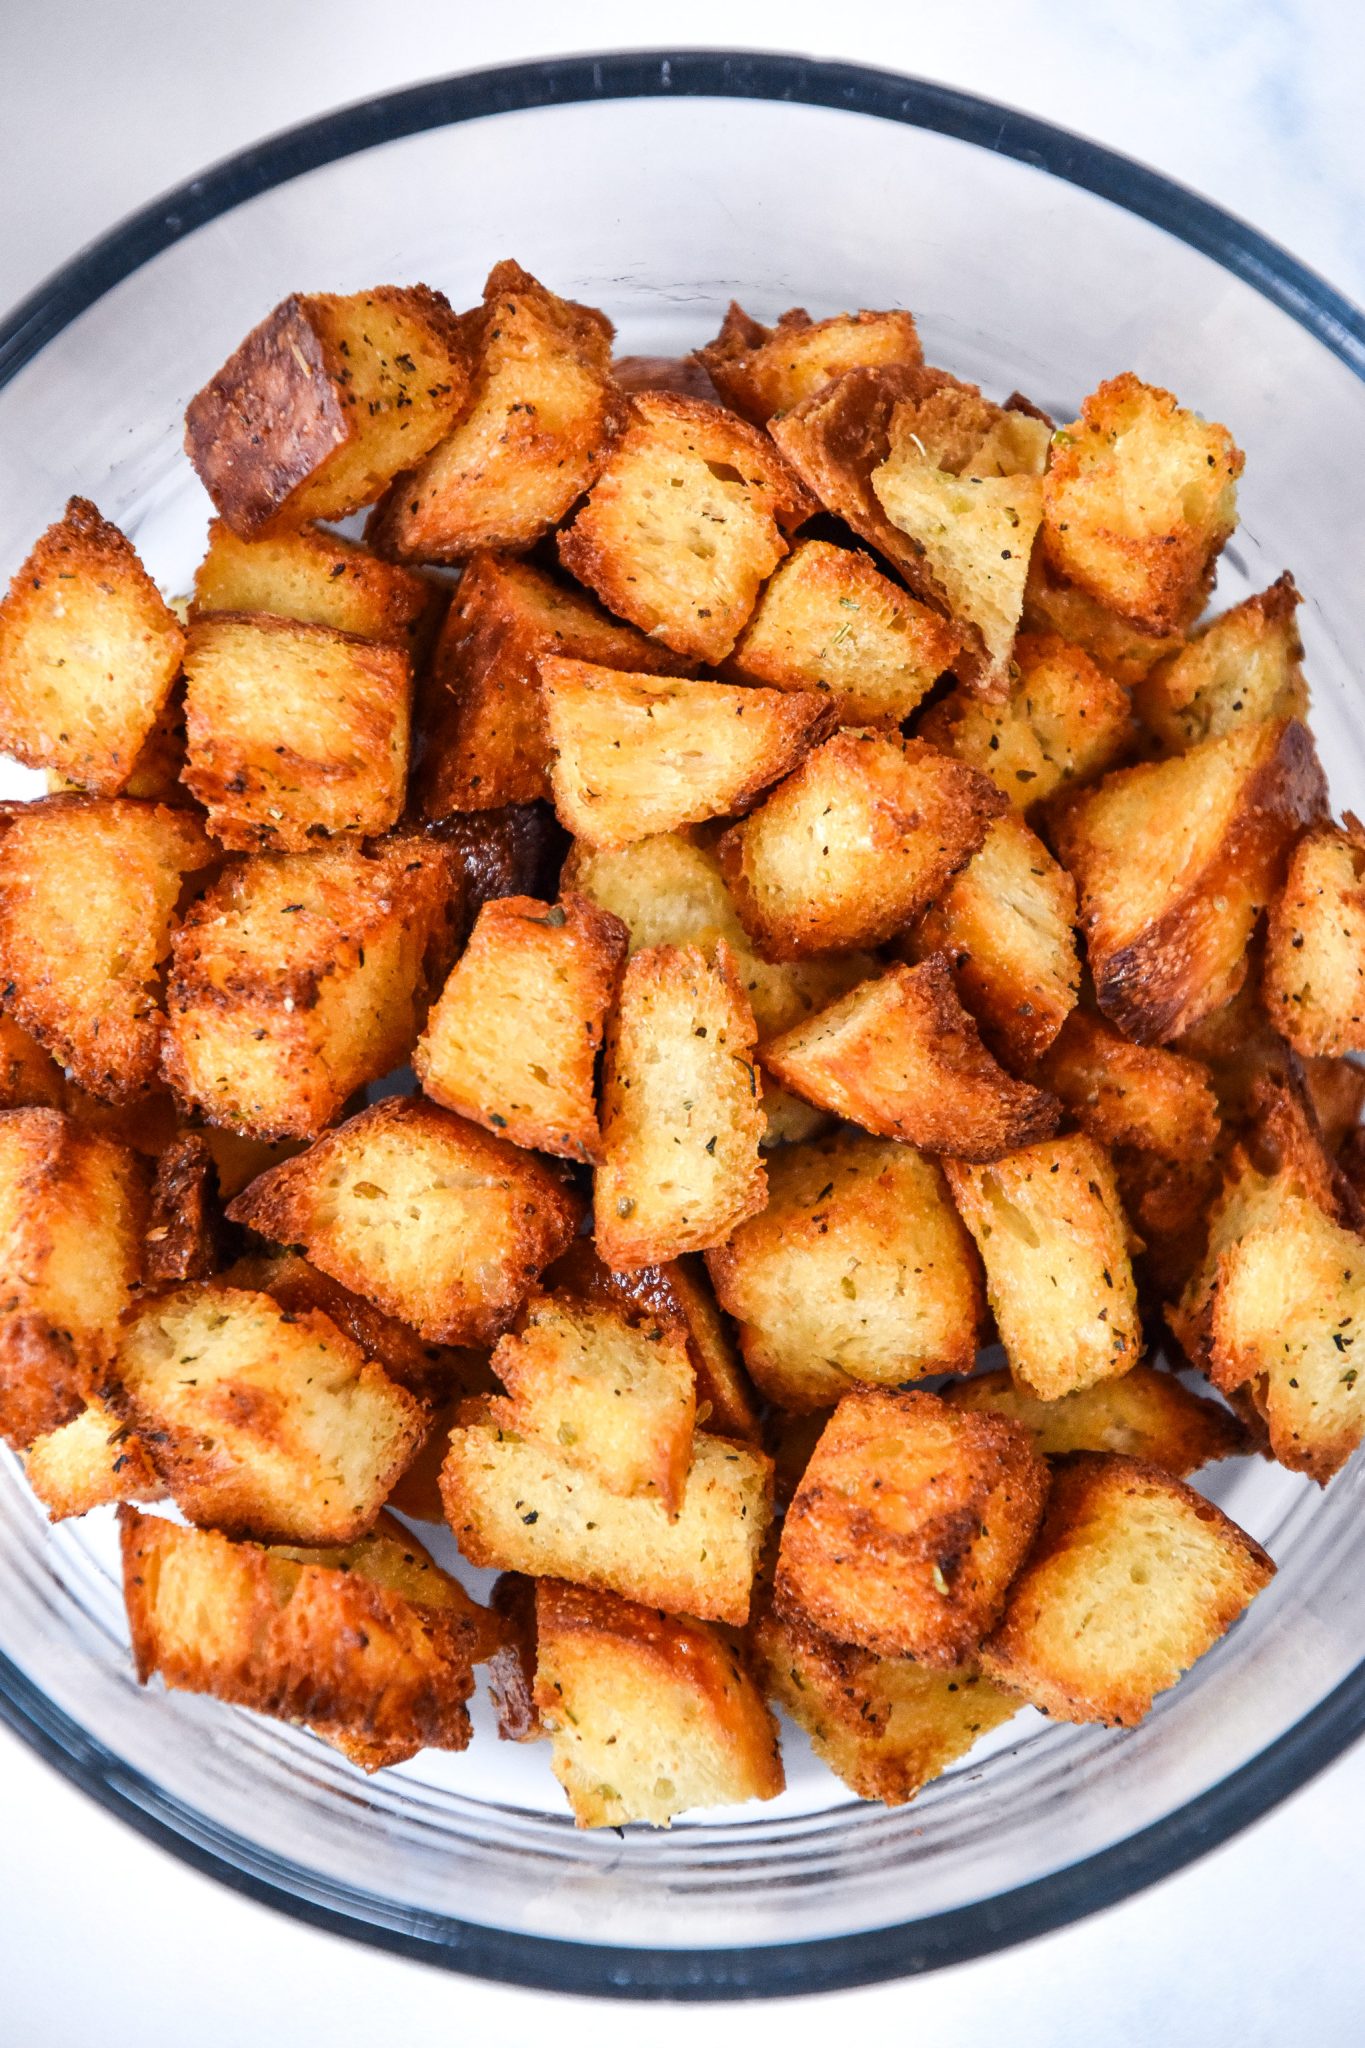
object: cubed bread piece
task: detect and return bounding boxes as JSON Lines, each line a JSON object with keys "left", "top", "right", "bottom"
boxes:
{"left": 945, "top": 1134, "right": 1142, "bottom": 1399}
{"left": 727, "top": 539, "right": 959, "bottom": 726}
{"left": 163, "top": 834, "right": 460, "bottom": 1141}
{"left": 53, "top": 682, "right": 192, "bottom": 806}
{"left": 0, "top": 796, "right": 215, "bottom": 1101}
{"left": 182, "top": 612, "right": 410, "bottom": 849}
{"left": 415, "top": 891, "right": 627, "bottom": 1161}
{"left": 917, "top": 631, "right": 1133, "bottom": 809}
{"left": 1022, "top": 555, "right": 1184, "bottom": 688}
{"left": 1135, "top": 573, "right": 1306, "bottom": 753}
{"left": 909, "top": 814, "right": 1080, "bottom": 1067}
{"left": 414, "top": 551, "right": 687, "bottom": 817}
{"left": 980, "top": 1453, "right": 1273, "bottom": 1724}
{"left": 696, "top": 301, "right": 923, "bottom": 424}
{"left": 1263, "top": 819, "right": 1365, "bottom": 1056}
{"left": 0, "top": 498, "right": 185, "bottom": 793}
{"left": 184, "top": 285, "right": 468, "bottom": 535}
{"left": 943, "top": 1363, "right": 1248, "bottom": 1476}
{"left": 717, "top": 730, "right": 1005, "bottom": 959}
{"left": 1042, "top": 374, "right": 1243, "bottom": 633}
{"left": 371, "top": 261, "right": 623, "bottom": 561}
{"left": 1037, "top": 1011, "right": 1221, "bottom": 1164}
{"left": 441, "top": 1405, "right": 772, "bottom": 1623}
{"left": 776, "top": 1388, "right": 1049, "bottom": 1664}
{"left": 0, "top": 1012, "right": 66, "bottom": 1109}
{"left": 192, "top": 519, "right": 443, "bottom": 657}
{"left": 762, "top": 958, "right": 1061, "bottom": 1159}
{"left": 227, "top": 1096, "right": 584, "bottom": 1345}
{"left": 489, "top": 1291, "right": 696, "bottom": 1515}
{"left": 875, "top": 376, "right": 1052, "bottom": 481}
{"left": 1051, "top": 716, "right": 1327, "bottom": 1043}
{"left": 144, "top": 1132, "right": 222, "bottom": 1285}
{"left": 24, "top": 1395, "right": 161, "bottom": 1520}
{"left": 534, "top": 1579, "right": 783, "bottom": 1827}
{"left": 706, "top": 1132, "right": 983, "bottom": 1411}
{"left": 558, "top": 391, "right": 814, "bottom": 664}
{"left": 595, "top": 942, "right": 766, "bottom": 1267}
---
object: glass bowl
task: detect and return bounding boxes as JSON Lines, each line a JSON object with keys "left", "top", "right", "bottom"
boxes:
{"left": 1, "top": 49, "right": 1364, "bottom": 2003}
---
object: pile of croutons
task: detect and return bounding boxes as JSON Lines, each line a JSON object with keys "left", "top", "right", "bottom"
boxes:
{"left": 0, "top": 260, "right": 1358, "bottom": 1829}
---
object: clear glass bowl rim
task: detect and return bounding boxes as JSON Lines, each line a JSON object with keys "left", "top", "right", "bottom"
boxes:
{"left": 2, "top": 47, "right": 1365, "bottom": 2003}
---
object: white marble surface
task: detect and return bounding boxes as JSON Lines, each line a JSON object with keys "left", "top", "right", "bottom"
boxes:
{"left": 1, "top": 2, "right": 1363, "bottom": 2041}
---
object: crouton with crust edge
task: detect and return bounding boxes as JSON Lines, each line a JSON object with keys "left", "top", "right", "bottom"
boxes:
{"left": 943, "top": 1363, "right": 1248, "bottom": 1476}
{"left": 485, "top": 1571, "right": 542, "bottom": 1742}
{"left": 192, "top": 518, "right": 444, "bottom": 657}
{"left": 144, "top": 1133, "right": 222, "bottom": 1285}
{"left": 1263, "top": 817, "right": 1365, "bottom": 1056}
{"left": 1037, "top": 1009, "right": 1222, "bottom": 1166}
{"left": 1022, "top": 554, "right": 1183, "bottom": 689}
{"left": 24, "top": 1395, "right": 162, "bottom": 1521}
{"left": 1135, "top": 573, "right": 1306, "bottom": 754}
{"left": 696, "top": 301, "right": 923, "bottom": 423}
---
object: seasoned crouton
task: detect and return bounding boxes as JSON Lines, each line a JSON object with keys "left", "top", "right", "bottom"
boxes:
{"left": 697, "top": 301, "right": 923, "bottom": 424}
{"left": 762, "top": 958, "right": 1061, "bottom": 1159}
{"left": 0, "top": 796, "right": 215, "bottom": 1101}
{"left": 0, "top": 498, "right": 185, "bottom": 794}
{"left": 1263, "top": 818, "right": 1365, "bottom": 1055}
{"left": 25, "top": 1395, "right": 161, "bottom": 1520}
{"left": 727, "top": 539, "right": 960, "bottom": 726}
{"left": 1042, "top": 374, "right": 1243, "bottom": 633}
{"left": 415, "top": 891, "right": 626, "bottom": 1161}
{"left": 980, "top": 1453, "right": 1273, "bottom": 1724}
{"left": 144, "top": 1133, "right": 223, "bottom": 1285}
{"left": 485, "top": 1571, "right": 542, "bottom": 1741}
{"left": 917, "top": 631, "right": 1133, "bottom": 809}
{"left": 182, "top": 612, "right": 410, "bottom": 849}
{"left": 228, "top": 1096, "right": 584, "bottom": 1345}
{"left": 0, "top": 1012, "right": 65, "bottom": 1109}
{"left": 717, "top": 730, "right": 1004, "bottom": 959}
{"left": 192, "top": 519, "right": 443, "bottom": 657}
{"left": 534, "top": 1579, "right": 783, "bottom": 1827}
{"left": 706, "top": 1133, "right": 983, "bottom": 1411}
{"left": 776, "top": 1389, "right": 1049, "bottom": 1664}
{"left": 595, "top": 943, "right": 766, "bottom": 1268}
{"left": 431, "top": 802, "right": 567, "bottom": 928}
{"left": 1135, "top": 573, "right": 1306, "bottom": 753}
{"left": 944, "top": 1363, "right": 1247, "bottom": 1476}
{"left": 558, "top": 392, "right": 814, "bottom": 664}
{"left": 945, "top": 1134, "right": 1141, "bottom": 1399}
{"left": 184, "top": 285, "right": 468, "bottom": 535}
{"left": 1051, "top": 716, "right": 1327, "bottom": 1042}
{"left": 441, "top": 1403, "right": 772, "bottom": 1623}
{"left": 163, "top": 834, "right": 460, "bottom": 1142}
{"left": 543, "top": 660, "right": 833, "bottom": 848}
{"left": 1022, "top": 554, "right": 1184, "bottom": 688}
{"left": 371, "top": 262, "right": 623, "bottom": 562}
{"left": 1037, "top": 1011, "right": 1221, "bottom": 1163}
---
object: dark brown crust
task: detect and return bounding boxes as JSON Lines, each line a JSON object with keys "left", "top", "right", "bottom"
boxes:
{"left": 486, "top": 1571, "right": 543, "bottom": 1741}
{"left": 612, "top": 354, "right": 721, "bottom": 403}
{"left": 424, "top": 804, "right": 568, "bottom": 937}
{"left": 0, "top": 1316, "right": 86, "bottom": 1449}
{"left": 145, "top": 1134, "right": 223, "bottom": 1286}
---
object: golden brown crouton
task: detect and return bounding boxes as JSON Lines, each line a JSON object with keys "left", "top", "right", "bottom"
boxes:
{"left": 415, "top": 892, "right": 626, "bottom": 1161}
{"left": 228, "top": 1096, "right": 584, "bottom": 1346}
{"left": 917, "top": 631, "right": 1133, "bottom": 809}
{"left": 696, "top": 301, "right": 923, "bottom": 424}
{"left": 980, "top": 1453, "right": 1273, "bottom": 1724}
{"left": 0, "top": 498, "right": 185, "bottom": 794}
{"left": 761, "top": 958, "right": 1061, "bottom": 1159}
{"left": 706, "top": 1132, "right": 983, "bottom": 1411}
{"left": 163, "top": 834, "right": 460, "bottom": 1142}
{"left": 1052, "top": 717, "right": 1327, "bottom": 1042}
{"left": 944, "top": 1363, "right": 1247, "bottom": 1476}
{"left": 144, "top": 1133, "right": 223, "bottom": 1285}
{"left": 717, "top": 730, "right": 1005, "bottom": 959}
{"left": 24, "top": 1395, "right": 161, "bottom": 1521}
{"left": 441, "top": 1403, "right": 772, "bottom": 1623}
{"left": 192, "top": 519, "right": 443, "bottom": 657}
{"left": 1042, "top": 374, "right": 1243, "bottom": 633}
{"left": 558, "top": 391, "right": 814, "bottom": 664}
{"left": 534, "top": 1579, "right": 783, "bottom": 1827}
{"left": 1171, "top": 967, "right": 1296, "bottom": 1128}
{"left": 1021, "top": 555, "right": 1184, "bottom": 688}
{"left": 485, "top": 1571, "right": 542, "bottom": 1741}
{"left": 945, "top": 1135, "right": 1142, "bottom": 1399}
{"left": 1135, "top": 573, "right": 1306, "bottom": 753}
{"left": 595, "top": 942, "right": 766, "bottom": 1268}
{"left": 0, "top": 1012, "right": 66, "bottom": 1110}
{"left": 0, "top": 797, "right": 215, "bottom": 1101}
{"left": 1263, "top": 819, "right": 1365, "bottom": 1056}
{"left": 371, "top": 261, "right": 623, "bottom": 562}
{"left": 182, "top": 612, "right": 410, "bottom": 850}
{"left": 184, "top": 286, "right": 468, "bottom": 536}
{"left": 776, "top": 1389, "right": 1049, "bottom": 1664}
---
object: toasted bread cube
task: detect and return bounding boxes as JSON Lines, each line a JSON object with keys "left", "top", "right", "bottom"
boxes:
{"left": 0, "top": 797, "right": 215, "bottom": 1101}
{"left": 144, "top": 1133, "right": 222, "bottom": 1285}
{"left": 227, "top": 1096, "right": 584, "bottom": 1345}
{"left": 944, "top": 1364, "right": 1247, "bottom": 1476}
{"left": 414, "top": 551, "right": 686, "bottom": 817}
{"left": 120, "top": 1507, "right": 489, "bottom": 1757}
{"left": 945, "top": 1135, "right": 1141, "bottom": 1400}
{"left": 0, "top": 498, "right": 185, "bottom": 793}
{"left": 0, "top": 1012, "right": 65, "bottom": 1110}
{"left": 371, "top": 262, "right": 622, "bottom": 562}
{"left": 192, "top": 519, "right": 443, "bottom": 657}
{"left": 534, "top": 1579, "right": 782, "bottom": 1827}
{"left": 909, "top": 815, "right": 1079, "bottom": 1068}
{"left": 441, "top": 1405, "right": 772, "bottom": 1622}
{"left": 1042, "top": 375, "right": 1243, "bottom": 633}
{"left": 707, "top": 1133, "right": 983, "bottom": 1411}
{"left": 776, "top": 1389, "right": 1049, "bottom": 1664}
{"left": 1052, "top": 717, "right": 1327, "bottom": 1043}
{"left": 182, "top": 612, "right": 410, "bottom": 849}
{"left": 697, "top": 302, "right": 923, "bottom": 424}
{"left": 163, "top": 834, "right": 460, "bottom": 1141}
{"left": 762, "top": 959, "right": 1061, "bottom": 1159}
{"left": 727, "top": 539, "right": 959, "bottom": 726}
{"left": 595, "top": 943, "right": 766, "bottom": 1268}
{"left": 917, "top": 631, "right": 1133, "bottom": 809}
{"left": 1022, "top": 555, "right": 1183, "bottom": 688}
{"left": 24, "top": 1395, "right": 161, "bottom": 1521}
{"left": 558, "top": 392, "right": 814, "bottom": 664}
{"left": 1037, "top": 1010, "right": 1221, "bottom": 1165}
{"left": 767, "top": 364, "right": 939, "bottom": 573}
{"left": 184, "top": 286, "right": 467, "bottom": 535}
{"left": 980, "top": 1454, "right": 1273, "bottom": 1724}
{"left": 1263, "top": 819, "right": 1365, "bottom": 1055}
{"left": 1136, "top": 573, "right": 1306, "bottom": 753}
{"left": 717, "top": 730, "right": 1004, "bottom": 959}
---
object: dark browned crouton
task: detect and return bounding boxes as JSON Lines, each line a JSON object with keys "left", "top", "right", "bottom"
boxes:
{"left": 944, "top": 1363, "right": 1248, "bottom": 1476}
{"left": 697, "top": 302, "right": 923, "bottom": 423}
{"left": 0, "top": 1012, "right": 66, "bottom": 1110}
{"left": 192, "top": 519, "right": 444, "bottom": 657}
{"left": 144, "top": 1133, "right": 223, "bottom": 1284}
{"left": 429, "top": 802, "right": 567, "bottom": 927}
{"left": 485, "top": 1571, "right": 542, "bottom": 1741}
{"left": 1135, "top": 573, "right": 1306, "bottom": 753}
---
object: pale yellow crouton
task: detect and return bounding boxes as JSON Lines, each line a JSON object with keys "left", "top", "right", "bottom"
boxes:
{"left": 192, "top": 519, "right": 443, "bottom": 656}
{"left": 1135, "top": 573, "right": 1306, "bottom": 753}
{"left": 24, "top": 1396, "right": 162, "bottom": 1521}
{"left": 696, "top": 301, "right": 923, "bottom": 423}
{"left": 917, "top": 630, "right": 1133, "bottom": 808}
{"left": 943, "top": 1363, "right": 1248, "bottom": 1476}
{"left": 1263, "top": 818, "right": 1365, "bottom": 1056}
